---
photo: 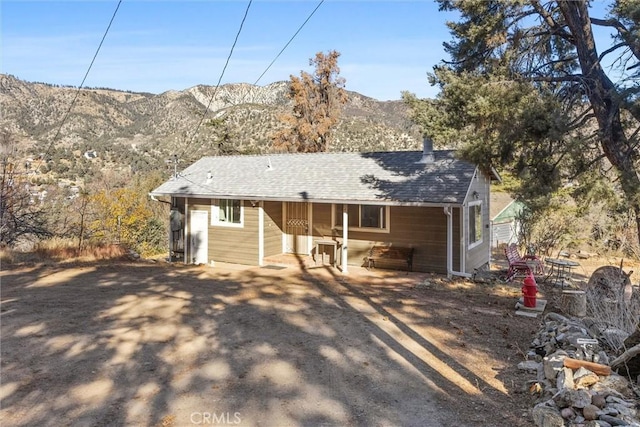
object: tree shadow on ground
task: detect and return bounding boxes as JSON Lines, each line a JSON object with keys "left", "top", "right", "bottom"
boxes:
{"left": 1, "top": 260, "right": 537, "bottom": 427}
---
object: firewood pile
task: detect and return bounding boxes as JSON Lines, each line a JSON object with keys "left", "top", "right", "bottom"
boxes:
{"left": 519, "top": 312, "right": 640, "bottom": 426}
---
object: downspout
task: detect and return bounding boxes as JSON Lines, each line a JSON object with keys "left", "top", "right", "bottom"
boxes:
{"left": 444, "top": 206, "right": 473, "bottom": 279}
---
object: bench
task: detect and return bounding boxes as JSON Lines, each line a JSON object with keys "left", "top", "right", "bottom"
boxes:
{"left": 367, "top": 245, "right": 414, "bottom": 272}
{"left": 504, "top": 243, "right": 544, "bottom": 281}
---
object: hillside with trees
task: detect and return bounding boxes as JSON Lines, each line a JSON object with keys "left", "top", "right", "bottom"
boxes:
{"left": 0, "top": 71, "right": 420, "bottom": 253}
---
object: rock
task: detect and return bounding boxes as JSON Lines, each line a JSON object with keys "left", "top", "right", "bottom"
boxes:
{"left": 553, "top": 388, "right": 592, "bottom": 409}
{"left": 606, "top": 395, "right": 634, "bottom": 406}
{"left": 592, "top": 375, "right": 633, "bottom": 398}
{"left": 525, "top": 313, "right": 640, "bottom": 427}
{"left": 583, "top": 404, "right": 600, "bottom": 420}
{"left": 532, "top": 404, "right": 565, "bottom": 427}
{"left": 519, "top": 360, "right": 542, "bottom": 372}
{"left": 574, "top": 367, "right": 600, "bottom": 388}
{"left": 537, "top": 364, "right": 548, "bottom": 383}
{"left": 610, "top": 403, "right": 637, "bottom": 418}
{"left": 591, "top": 394, "right": 606, "bottom": 409}
{"left": 557, "top": 367, "right": 575, "bottom": 390}
{"left": 545, "top": 351, "right": 569, "bottom": 380}
{"left": 545, "top": 312, "right": 570, "bottom": 323}
{"left": 561, "top": 407, "right": 577, "bottom": 420}
{"left": 599, "top": 414, "right": 629, "bottom": 426}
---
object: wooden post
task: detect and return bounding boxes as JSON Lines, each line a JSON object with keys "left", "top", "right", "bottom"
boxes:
{"left": 560, "top": 290, "right": 587, "bottom": 317}
{"left": 342, "top": 204, "right": 348, "bottom": 274}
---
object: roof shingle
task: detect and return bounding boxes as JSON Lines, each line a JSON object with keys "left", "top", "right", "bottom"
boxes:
{"left": 150, "top": 150, "right": 477, "bottom": 205}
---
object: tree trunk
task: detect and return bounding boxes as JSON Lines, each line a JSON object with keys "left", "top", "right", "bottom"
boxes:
{"left": 560, "top": 290, "right": 587, "bottom": 317}
{"left": 559, "top": 1, "right": 640, "bottom": 247}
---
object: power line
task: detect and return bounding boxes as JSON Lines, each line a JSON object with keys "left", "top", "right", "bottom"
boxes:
{"left": 180, "top": 0, "right": 253, "bottom": 159}
{"left": 35, "top": 0, "right": 123, "bottom": 172}
{"left": 177, "top": 0, "right": 324, "bottom": 163}
{"left": 253, "top": 0, "right": 324, "bottom": 86}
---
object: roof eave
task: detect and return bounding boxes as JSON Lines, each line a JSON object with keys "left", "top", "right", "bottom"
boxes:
{"left": 149, "top": 191, "right": 463, "bottom": 207}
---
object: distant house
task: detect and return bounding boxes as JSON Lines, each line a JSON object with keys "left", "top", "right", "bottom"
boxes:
{"left": 490, "top": 193, "right": 525, "bottom": 248}
{"left": 150, "top": 140, "right": 500, "bottom": 276}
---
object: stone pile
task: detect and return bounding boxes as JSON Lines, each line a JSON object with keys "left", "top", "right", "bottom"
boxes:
{"left": 518, "top": 312, "right": 640, "bottom": 427}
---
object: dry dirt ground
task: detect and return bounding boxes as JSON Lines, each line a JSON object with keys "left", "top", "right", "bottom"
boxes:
{"left": 1, "top": 255, "right": 637, "bottom": 427}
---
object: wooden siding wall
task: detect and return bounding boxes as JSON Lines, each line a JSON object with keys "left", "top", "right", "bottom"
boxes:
{"left": 187, "top": 198, "right": 259, "bottom": 265}
{"left": 465, "top": 173, "right": 492, "bottom": 273}
{"left": 312, "top": 204, "right": 334, "bottom": 239}
{"left": 264, "top": 201, "right": 283, "bottom": 257}
{"left": 311, "top": 204, "right": 449, "bottom": 274}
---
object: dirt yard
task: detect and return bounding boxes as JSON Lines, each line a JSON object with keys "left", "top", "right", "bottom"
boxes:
{"left": 1, "top": 256, "right": 637, "bottom": 427}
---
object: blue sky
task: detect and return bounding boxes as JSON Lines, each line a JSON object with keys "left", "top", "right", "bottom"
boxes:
{"left": 1, "top": 1, "right": 614, "bottom": 101}
{"left": 1, "top": 1, "right": 461, "bottom": 101}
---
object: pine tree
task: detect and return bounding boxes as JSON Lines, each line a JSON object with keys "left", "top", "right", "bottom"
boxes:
{"left": 405, "top": 0, "right": 640, "bottom": 248}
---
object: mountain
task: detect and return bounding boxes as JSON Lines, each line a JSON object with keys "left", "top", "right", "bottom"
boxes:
{"left": 0, "top": 74, "right": 422, "bottom": 181}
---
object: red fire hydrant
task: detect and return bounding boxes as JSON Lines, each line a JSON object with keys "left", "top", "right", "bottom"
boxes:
{"left": 522, "top": 272, "right": 538, "bottom": 308}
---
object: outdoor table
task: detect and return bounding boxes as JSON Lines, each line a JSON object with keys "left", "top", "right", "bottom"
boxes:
{"left": 544, "top": 258, "right": 581, "bottom": 288}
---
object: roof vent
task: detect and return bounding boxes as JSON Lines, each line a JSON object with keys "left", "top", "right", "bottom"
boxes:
{"left": 417, "top": 137, "right": 435, "bottom": 164}
{"left": 205, "top": 171, "right": 213, "bottom": 184}
{"left": 267, "top": 157, "right": 273, "bottom": 170}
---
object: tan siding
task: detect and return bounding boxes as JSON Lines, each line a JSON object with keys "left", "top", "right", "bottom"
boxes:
{"left": 333, "top": 206, "right": 449, "bottom": 274}
{"left": 264, "top": 201, "right": 283, "bottom": 257}
{"left": 211, "top": 200, "right": 259, "bottom": 265}
{"left": 311, "top": 204, "right": 334, "bottom": 239}
{"left": 186, "top": 199, "right": 259, "bottom": 265}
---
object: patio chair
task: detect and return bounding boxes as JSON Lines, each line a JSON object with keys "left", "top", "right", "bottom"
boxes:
{"left": 504, "top": 243, "right": 544, "bottom": 281}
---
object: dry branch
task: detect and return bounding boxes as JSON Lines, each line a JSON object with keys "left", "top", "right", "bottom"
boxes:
{"left": 611, "top": 344, "right": 640, "bottom": 371}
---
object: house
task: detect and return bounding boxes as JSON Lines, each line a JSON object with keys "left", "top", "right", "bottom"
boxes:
{"left": 490, "top": 193, "right": 525, "bottom": 248}
{"left": 150, "top": 140, "right": 500, "bottom": 276}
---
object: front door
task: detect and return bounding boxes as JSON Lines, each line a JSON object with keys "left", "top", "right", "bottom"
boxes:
{"left": 284, "top": 202, "right": 310, "bottom": 254}
{"left": 190, "top": 210, "right": 208, "bottom": 264}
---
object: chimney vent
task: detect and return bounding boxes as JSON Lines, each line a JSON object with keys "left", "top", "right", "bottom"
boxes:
{"left": 417, "top": 137, "right": 435, "bottom": 164}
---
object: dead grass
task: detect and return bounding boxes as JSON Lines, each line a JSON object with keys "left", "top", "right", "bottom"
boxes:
{"left": 0, "top": 238, "right": 128, "bottom": 266}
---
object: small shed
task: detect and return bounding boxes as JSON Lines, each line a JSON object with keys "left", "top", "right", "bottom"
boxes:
{"left": 490, "top": 193, "right": 524, "bottom": 248}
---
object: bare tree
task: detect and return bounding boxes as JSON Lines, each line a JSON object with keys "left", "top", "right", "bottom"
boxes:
{"left": 0, "top": 131, "right": 50, "bottom": 245}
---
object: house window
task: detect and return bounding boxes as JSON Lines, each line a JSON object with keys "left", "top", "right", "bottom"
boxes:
{"left": 212, "top": 199, "right": 243, "bottom": 227}
{"left": 469, "top": 201, "right": 482, "bottom": 248}
{"left": 333, "top": 204, "right": 390, "bottom": 232}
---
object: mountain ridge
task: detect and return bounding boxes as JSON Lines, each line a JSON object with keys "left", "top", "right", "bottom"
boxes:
{"left": 0, "top": 73, "right": 422, "bottom": 180}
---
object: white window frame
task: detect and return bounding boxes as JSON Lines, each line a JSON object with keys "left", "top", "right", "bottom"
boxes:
{"left": 331, "top": 204, "right": 390, "bottom": 233}
{"left": 468, "top": 200, "right": 483, "bottom": 249}
{"left": 211, "top": 199, "right": 244, "bottom": 228}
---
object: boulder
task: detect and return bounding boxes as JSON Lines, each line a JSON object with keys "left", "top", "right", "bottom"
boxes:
{"left": 532, "top": 404, "right": 565, "bottom": 427}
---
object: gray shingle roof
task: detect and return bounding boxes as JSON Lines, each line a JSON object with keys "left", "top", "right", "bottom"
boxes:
{"left": 150, "top": 150, "right": 478, "bottom": 205}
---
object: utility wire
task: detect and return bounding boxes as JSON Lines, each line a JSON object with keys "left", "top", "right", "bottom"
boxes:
{"left": 178, "top": 0, "right": 323, "bottom": 163}
{"left": 252, "top": 0, "right": 324, "bottom": 86}
{"left": 180, "top": 0, "right": 253, "bottom": 159}
{"left": 35, "top": 0, "right": 123, "bottom": 172}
